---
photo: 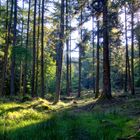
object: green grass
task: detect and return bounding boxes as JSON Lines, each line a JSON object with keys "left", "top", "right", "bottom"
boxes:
{"left": 0, "top": 97, "right": 139, "bottom": 140}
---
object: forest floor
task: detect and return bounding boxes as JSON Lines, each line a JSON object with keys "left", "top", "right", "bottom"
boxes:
{"left": 0, "top": 90, "right": 140, "bottom": 140}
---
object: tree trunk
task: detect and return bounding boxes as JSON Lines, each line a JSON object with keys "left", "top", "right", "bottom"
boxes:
{"left": 41, "top": 0, "right": 45, "bottom": 98}
{"left": 131, "top": 10, "right": 135, "bottom": 95}
{"left": 95, "top": 15, "right": 100, "bottom": 98}
{"left": 31, "top": 0, "right": 37, "bottom": 97}
{"left": 10, "top": 0, "right": 17, "bottom": 96}
{"left": 69, "top": 0, "right": 72, "bottom": 93}
{"left": 66, "top": 0, "right": 70, "bottom": 97}
{"left": 19, "top": 0, "right": 24, "bottom": 95}
{"left": 78, "top": 10, "right": 83, "bottom": 98}
{"left": 23, "top": 0, "right": 31, "bottom": 96}
{"left": 102, "top": 0, "right": 112, "bottom": 99}
{"left": 124, "top": 6, "right": 131, "bottom": 92}
{"left": 69, "top": 26, "right": 72, "bottom": 93}
{"left": 55, "top": 0, "right": 65, "bottom": 103}
{"left": 35, "top": 0, "right": 41, "bottom": 97}
{"left": 19, "top": 61, "right": 23, "bottom": 94}
{"left": 92, "top": 15, "right": 95, "bottom": 94}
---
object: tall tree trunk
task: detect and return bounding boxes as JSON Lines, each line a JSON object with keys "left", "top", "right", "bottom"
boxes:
{"left": 23, "top": 0, "right": 31, "bottom": 96}
{"left": 92, "top": 15, "right": 95, "bottom": 94}
{"left": 124, "top": 6, "right": 131, "bottom": 92}
{"left": 131, "top": 10, "right": 135, "bottom": 95}
{"left": 35, "top": 0, "right": 41, "bottom": 96}
{"left": 69, "top": 0, "right": 72, "bottom": 93}
{"left": 19, "top": 0, "right": 24, "bottom": 95}
{"left": 95, "top": 15, "right": 100, "bottom": 98}
{"left": 102, "top": 0, "right": 112, "bottom": 99}
{"left": 69, "top": 35, "right": 72, "bottom": 93}
{"left": 1, "top": 0, "right": 13, "bottom": 95}
{"left": 66, "top": 0, "right": 70, "bottom": 96}
{"left": 55, "top": 0, "right": 65, "bottom": 103}
{"left": 69, "top": 27, "right": 72, "bottom": 94}
{"left": 10, "top": 0, "right": 17, "bottom": 96}
{"left": 31, "top": 0, "right": 37, "bottom": 97}
{"left": 41, "top": 0, "right": 45, "bottom": 98}
{"left": 78, "top": 10, "right": 83, "bottom": 98}
{"left": 124, "top": 6, "right": 128, "bottom": 92}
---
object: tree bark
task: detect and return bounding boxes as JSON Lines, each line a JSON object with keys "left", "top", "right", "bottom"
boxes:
{"left": 69, "top": 24, "right": 72, "bottom": 93}
{"left": 10, "top": 0, "right": 17, "bottom": 96}
{"left": 35, "top": 0, "right": 41, "bottom": 97}
{"left": 23, "top": 0, "right": 31, "bottom": 96}
{"left": 19, "top": 61, "right": 23, "bottom": 94}
{"left": 31, "top": 0, "right": 37, "bottom": 97}
{"left": 124, "top": 6, "right": 131, "bottom": 92}
{"left": 102, "top": 0, "right": 112, "bottom": 99}
{"left": 131, "top": 10, "right": 135, "bottom": 95}
{"left": 41, "top": 0, "right": 45, "bottom": 98}
{"left": 66, "top": 0, "right": 70, "bottom": 97}
{"left": 55, "top": 0, "right": 65, "bottom": 103}
{"left": 92, "top": 15, "right": 95, "bottom": 94}
{"left": 78, "top": 10, "right": 83, "bottom": 98}
{"left": 19, "top": 0, "right": 24, "bottom": 95}
{"left": 95, "top": 15, "right": 100, "bottom": 98}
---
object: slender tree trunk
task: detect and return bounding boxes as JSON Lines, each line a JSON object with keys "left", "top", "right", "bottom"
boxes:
{"left": 31, "top": 0, "right": 37, "bottom": 97}
{"left": 35, "top": 0, "right": 41, "bottom": 96}
{"left": 10, "top": 0, "right": 17, "bottom": 96}
{"left": 66, "top": 0, "right": 70, "bottom": 96}
{"left": 55, "top": 0, "right": 65, "bottom": 103}
{"left": 131, "top": 10, "right": 135, "bottom": 95}
{"left": 19, "top": 61, "right": 23, "bottom": 94}
{"left": 69, "top": 35, "right": 72, "bottom": 93}
{"left": 78, "top": 10, "right": 83, "bottom": 98}
{"left": 23, "top": 0, "right": 31, "bottom": 96}
{"left": 69, "top": 1, "right": 72, "bottom": 93}
{"left": 124, "top": 6, "right": 128, "bottom": 92}
{"left": 124, "top": 6, "right": 131, "bottom": 92}
{"left": 19, "top": 0, "right": 24, "bottom": 95}
{"left": 102, "top": 0, "right": 112, "bottom": 99}
{"left": 41, "top": 0, "right": 45, "bottom": 98}
{"left": 1, "top": 0, "right": 13, "bottom": 96}
{"left": 92, "top": 15, "right": 95, "bottom": 94}
{"left": 95, "top": 15, "right": 100, "bottom": 98}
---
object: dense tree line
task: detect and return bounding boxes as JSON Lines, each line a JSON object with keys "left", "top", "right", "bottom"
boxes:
{"left": 0, "top": 0, "right": 140, "bottom": 103}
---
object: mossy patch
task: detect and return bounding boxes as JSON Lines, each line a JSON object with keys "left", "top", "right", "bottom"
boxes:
{"left": 0, "top": 94, "right": 140, "bottom": 140}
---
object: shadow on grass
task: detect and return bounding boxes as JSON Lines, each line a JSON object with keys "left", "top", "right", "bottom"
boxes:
{"left": 0, "top": 94, "right": 140, "bottom": 140}
{"left": 1, "top": 111, "right": 138, "bottom": 140}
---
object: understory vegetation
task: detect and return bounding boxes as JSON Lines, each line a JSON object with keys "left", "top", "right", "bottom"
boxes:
{"left": 0, "top": 92, "right": 140, "bottom": 140}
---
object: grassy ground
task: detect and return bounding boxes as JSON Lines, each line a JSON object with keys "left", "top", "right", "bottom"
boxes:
{"left": 0, "top": 91, "right": 140, "bottom": 140}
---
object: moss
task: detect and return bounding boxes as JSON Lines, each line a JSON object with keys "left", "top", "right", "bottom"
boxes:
{"left": 35, "top": 103, "right": 52, "bottom": 111}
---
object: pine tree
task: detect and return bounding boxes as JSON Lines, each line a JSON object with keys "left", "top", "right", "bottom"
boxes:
{"left": 31, "top": 0, "right": 37, "bottom": 97}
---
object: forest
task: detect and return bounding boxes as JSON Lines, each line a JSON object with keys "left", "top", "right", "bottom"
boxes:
{"left": 0, "top": 0, "right": 140, "bottom": 139}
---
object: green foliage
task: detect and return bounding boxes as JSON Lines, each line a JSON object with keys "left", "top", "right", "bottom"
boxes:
{"left": 44, "top": 51, "right": 56, "bottom": 93}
